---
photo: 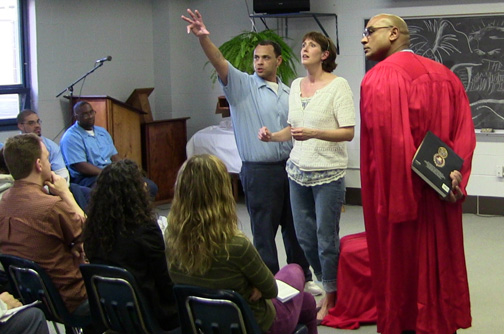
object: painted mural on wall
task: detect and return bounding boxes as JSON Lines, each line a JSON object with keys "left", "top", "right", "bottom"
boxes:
{"left": 365, "top": 15, "right": 504, "bottom": 129}
{"left": 406, "top": 15, "right": 504, "bottom": 129}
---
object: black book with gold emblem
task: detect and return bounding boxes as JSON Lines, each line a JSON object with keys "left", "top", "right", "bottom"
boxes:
{"left": 411, "top": 131, "right": 464, "bottom": 198}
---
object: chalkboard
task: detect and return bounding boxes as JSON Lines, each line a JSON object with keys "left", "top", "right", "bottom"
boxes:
{"left": 366, "top": 15, "right": 504, "bottom": 130}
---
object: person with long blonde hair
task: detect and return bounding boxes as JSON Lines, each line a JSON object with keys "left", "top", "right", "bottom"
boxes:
{"left": 166, "top": 154, "right": 317, "bottom": 334}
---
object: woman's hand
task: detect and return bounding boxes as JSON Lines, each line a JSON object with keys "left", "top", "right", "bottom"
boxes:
{"left": 291, "top": 127, "right": 317, "bottom": 141}
{"left": 249, "top": 287, "right": 263, "bottom": 302}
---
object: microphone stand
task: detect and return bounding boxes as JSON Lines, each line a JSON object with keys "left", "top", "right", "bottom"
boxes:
{"left": 55, "top": 61, "right": 105, "bottom": 98}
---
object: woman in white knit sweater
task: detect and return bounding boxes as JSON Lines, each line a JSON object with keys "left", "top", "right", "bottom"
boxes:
{"left": 258, "top": 31, "right": 355, "bottom": 323}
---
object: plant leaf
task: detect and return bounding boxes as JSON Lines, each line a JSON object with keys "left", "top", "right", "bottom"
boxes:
{"left": 208, "top": 29, "right": 299, "bottom": 86}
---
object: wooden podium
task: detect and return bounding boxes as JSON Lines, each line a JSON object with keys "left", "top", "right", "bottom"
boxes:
{"left": 127, "top": 88, "right": 189, "bottom": 202}
{"left": 70, "top": 91, "right": 189, "bottom": 203}
{"left": 126, "top": 88, "right": 154, "bottom": 123}
{"left": 69, "top": 95, "right": 145, "bottom": 167}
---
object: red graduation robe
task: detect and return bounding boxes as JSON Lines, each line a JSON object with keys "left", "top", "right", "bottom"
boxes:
{"left": 360, "top": 51, "right": 475, "bottom": 334}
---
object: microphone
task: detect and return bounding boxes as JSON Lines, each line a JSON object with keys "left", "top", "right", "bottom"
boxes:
{"left": 95, "top": 56, "right": 112, "bottom": 63}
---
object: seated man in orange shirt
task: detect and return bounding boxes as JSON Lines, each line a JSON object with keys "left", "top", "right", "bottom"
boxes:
{"left": 17, "top": 109, "right": 91, "bottom": 209}
{"left": 0, "top": 134, "right": 87, "bottom": 315}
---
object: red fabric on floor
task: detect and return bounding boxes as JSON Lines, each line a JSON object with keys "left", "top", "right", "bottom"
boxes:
{"left": 322, "top": 232, "right": 377, "bottom": 329}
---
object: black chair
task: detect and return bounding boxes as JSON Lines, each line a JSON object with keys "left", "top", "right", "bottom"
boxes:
{"left": 0, "top": 254, "right": 91, "bottom": 334}
{"left": 173, "top": 284, "right": 308, "bottom": 334}
{"left": 80, "top": 263, "right": 176, "bottom": 334}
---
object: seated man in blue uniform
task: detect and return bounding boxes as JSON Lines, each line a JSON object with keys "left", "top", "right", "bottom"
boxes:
{"left": 60, "top": 101, "right": 158, "bottom": 198}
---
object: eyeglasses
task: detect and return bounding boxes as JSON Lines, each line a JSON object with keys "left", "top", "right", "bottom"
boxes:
{"left": 21, "top": 120, "right": 42, "bottom": 126}
{"left": 362, "top": 26, "right": 393, "bottom": 38}
{"left": 79, "top": 110, "right": 96, "bottom": 119}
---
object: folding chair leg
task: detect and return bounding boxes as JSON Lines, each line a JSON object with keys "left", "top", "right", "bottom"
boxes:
{"left": 51, "top": 321, "right": 62, "bottom": 334}
{"left": 64, "top": 325, "right": 84, "bottom": 334}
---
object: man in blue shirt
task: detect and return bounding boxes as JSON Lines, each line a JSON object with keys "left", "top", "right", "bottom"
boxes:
{"left": 17, "top": 109, "right": 91, "bottom": 209}
{"left": 17, "top": 110, "right": 70, "bottom": 181}
{"left": 182, "top": 9, "right": 321, "bottom": 295}
{"left": 60, "top": 101, "right": 158, "bottom": 198}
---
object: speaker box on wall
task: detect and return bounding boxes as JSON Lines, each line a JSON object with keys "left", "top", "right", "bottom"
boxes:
{"left": 253, "top": 0, "right": 310, "bottom": 14}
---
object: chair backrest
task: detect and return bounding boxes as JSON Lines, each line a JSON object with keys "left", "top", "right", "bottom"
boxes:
{"left": 173, "top": 284, "right": 262, "bottom": 334}
{"left": 79, "top": 263, "right": 167, "bottom": 334}
{"left": 0, "top": 254, "right": 90, "bottom": 329}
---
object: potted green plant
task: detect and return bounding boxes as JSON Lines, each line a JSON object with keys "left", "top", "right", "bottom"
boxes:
{"left": 208, "top": 29, "right": 299, "bottom": 86}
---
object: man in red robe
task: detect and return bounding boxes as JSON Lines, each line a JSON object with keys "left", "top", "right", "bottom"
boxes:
{"left": 359, "top": 14, "right": 475, "bottom": 334}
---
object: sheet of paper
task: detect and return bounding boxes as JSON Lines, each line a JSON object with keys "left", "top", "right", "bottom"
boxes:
{"left": 276, "top": 279, "right": 300, "bottom": 303}
{"left": 0, "top": 300, "right": 41, "bottom": 323}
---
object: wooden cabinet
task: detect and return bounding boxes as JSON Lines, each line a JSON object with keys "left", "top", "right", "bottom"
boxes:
{"left": 142, "top": 118, "right": 189, "bottom": 202}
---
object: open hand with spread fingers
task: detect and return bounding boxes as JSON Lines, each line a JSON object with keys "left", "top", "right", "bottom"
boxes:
{"left": 181, "top": 9, "right": 210, "bottom": 37}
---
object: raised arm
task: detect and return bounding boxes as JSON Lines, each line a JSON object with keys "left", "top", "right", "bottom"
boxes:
{"left": 182, "top": 9, "right": 229, "bottom": 85}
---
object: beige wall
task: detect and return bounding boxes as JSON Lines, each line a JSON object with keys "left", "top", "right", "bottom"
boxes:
{"left": 1, "top": 0, "right": 502, "bottom": 197}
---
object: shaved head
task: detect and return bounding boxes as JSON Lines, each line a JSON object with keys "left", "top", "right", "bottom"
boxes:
{"left": 370, "top": 13, "right": 410, "bottom": 46}
{"left": 362, "top": 13, "right": 411, "bottom": 61}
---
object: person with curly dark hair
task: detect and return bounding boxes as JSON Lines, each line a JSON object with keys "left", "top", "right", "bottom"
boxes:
{"left": 83, "top": 159, "right": 179, "bottom": 332}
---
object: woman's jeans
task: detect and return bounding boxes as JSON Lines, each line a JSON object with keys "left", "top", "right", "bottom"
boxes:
{"left": 289, "top": 177, "right": 345, "bottom": 292}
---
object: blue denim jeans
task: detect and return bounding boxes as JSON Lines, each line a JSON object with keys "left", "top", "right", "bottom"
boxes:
{"left": 289, "top": 177, "right": 345, "bottom": 292}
